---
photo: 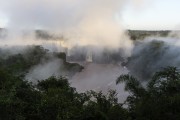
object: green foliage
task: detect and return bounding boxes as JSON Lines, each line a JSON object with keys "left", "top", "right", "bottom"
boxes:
{"left": 1, "top": 45, "right": 180, "bottom": 120}
{"left": 0, "top": 45, "right": 83, "bottom": 78}
{"left": 0, "top": 45, "right": 48, "bottom": 76}
{"left": 82, "top": 90, "right": 128, "bottom": 120}
{"left": 117, "top": 67, "right": 180, "bottom": 120}
{"left": 0, "top": 69, "right": 41, "bottom": 120}
{"left": 0, "top": 72, "right": 127, "bottom": 120}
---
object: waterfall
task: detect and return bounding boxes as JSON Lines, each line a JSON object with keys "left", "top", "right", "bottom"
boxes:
{"left": 86, "top": 51, "right": 93, "bottom": 62}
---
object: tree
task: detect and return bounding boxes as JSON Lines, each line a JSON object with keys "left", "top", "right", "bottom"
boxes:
{"left": 0, "top": 68, "right": 41, "bottom": 120}
{"left": 116, "top": 67, "right": 180, "bottom": 120}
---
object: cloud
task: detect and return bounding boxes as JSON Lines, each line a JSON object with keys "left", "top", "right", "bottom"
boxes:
{"left": 127, "top": 38, "right": 180, "bottom": 80}
{"left": 0, "top": 0, "right": 134, "bottom": 56}
{"left": 25, "top": 58, "right": 63, "bottom": 83}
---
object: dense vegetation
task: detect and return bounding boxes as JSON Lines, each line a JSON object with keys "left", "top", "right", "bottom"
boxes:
{"left": 117, "top": 67, "right": 180, "bottom": 120}
{"left": 1, "top": 64, "right": 180, "bottom": 119}
{"left": 0, "top": 45, "right": 180, "bottom": 120}
{"left": 0, "top": 45, "right": 83, "bottom": 78}
{"left": 0, "top": 46, "right": 48, "bottom": 76}
{"left": 128, "top": 30, "right": 170, "bottom": 40}
{"left": 0, "top": 71, "right": 127, "bottom": 120}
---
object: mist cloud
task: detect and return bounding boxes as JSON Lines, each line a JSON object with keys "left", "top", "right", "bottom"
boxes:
{"left": 0, "top": 0, "right": 135, "bottom": 56}
{"left": 70, "top": 63, "right": 129, "bottom": 102}
{"left": 25, "top": 59, "right": 63, "bottom": 83}
{"left": 127, "top": 38, "right": 180, "bottom": 81}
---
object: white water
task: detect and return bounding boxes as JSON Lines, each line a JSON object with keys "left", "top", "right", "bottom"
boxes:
{"left": 70, "top": 63, "right": 129, "bottom": 102}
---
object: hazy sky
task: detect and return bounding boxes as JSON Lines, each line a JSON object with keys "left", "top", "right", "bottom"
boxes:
{"left": 122, "top": 0, "right": 180, "bottom": 30}
{"left": 0, "top": 0, "right": 179, "bottom": 30}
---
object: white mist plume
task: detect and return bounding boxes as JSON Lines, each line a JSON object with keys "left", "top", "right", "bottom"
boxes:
{"left": 70, "top": 63, "right": 129, "bottom": 102}
{"left": 0, "top": 0, "right": 136, "bottom": 56}
{"left": 0, "top": 0, "right": 145, "bottom": 99}
{"left": 127, "top": 37, "right": 180, "bottom": 81}
{"left": 25, "top": 59, "right": 63, "bottom": 83}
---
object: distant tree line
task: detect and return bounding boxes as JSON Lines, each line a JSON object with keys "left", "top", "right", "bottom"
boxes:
{"left": 128, "top": 30, "right": 170, "bottom": 40}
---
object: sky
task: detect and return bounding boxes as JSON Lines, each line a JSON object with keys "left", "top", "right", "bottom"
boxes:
{"left": 0, "top": 0, "right": 180, "bottom": 30}
{"left": 122, "top": 0, "right": 180, "bottom": 30}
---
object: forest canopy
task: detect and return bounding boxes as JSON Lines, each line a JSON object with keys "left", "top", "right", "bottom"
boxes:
{"left": 0, "top": 46, "right": 180, "bottom": 120}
